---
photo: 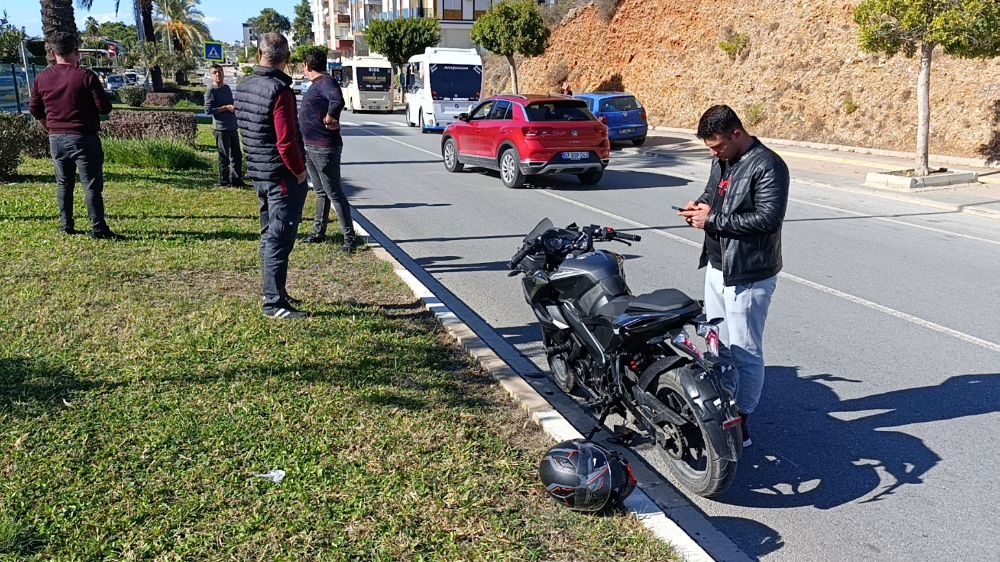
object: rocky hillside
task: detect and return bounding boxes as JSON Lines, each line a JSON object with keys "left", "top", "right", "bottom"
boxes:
{"left": 484, "top": 0, "right": 1000, "bottom": 162}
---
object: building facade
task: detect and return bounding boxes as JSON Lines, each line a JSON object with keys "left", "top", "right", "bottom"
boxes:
{"left": 312, "top": 0, "right": 356, "bottom": 57}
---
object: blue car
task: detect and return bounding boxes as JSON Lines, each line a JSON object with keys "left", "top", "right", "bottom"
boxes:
{"left": 575, "top": 92, "right": 648, "bottom": 146}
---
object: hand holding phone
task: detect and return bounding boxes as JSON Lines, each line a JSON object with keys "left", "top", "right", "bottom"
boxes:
{"left": 671, "top": 205, "right": 686, "bottom": 212}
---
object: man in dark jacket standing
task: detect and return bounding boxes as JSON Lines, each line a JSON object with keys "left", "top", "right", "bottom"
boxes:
{"left": 298, "top": 48, "right": 359, "bottom": 252}
{"left": 679, "top": 105, "right": 789, "bottom": 446}
{"left": 234, "top": 33, "right": 309, "bottom": 320}
{"left": 29, "top": 32, "right": 120, "bottom": 239}
{"left": 205, "top": 64, "right": 244, "bottom": 187}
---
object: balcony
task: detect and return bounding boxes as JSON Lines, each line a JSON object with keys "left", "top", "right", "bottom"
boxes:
{"left": 337, "top": 13, "right": 351, "bottom": 23}
{"left": 336, "top": 39, "right": 354, "bottom": 51}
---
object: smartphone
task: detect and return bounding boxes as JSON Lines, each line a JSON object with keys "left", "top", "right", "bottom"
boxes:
{"left": 671, "top": 205, "right": 686, "bottom": 212}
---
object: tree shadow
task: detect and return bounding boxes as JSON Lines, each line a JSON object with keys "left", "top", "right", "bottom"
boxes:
{"left": 717, "top": 367, "right": 999, "bottom": 509}
{"left": 0, "top": 357, "right": 120, "bottom": 419}
{"left": 979, "top": 99, "right": 1000, "bottom": 165}
{"left": 596, "top": 72, "right": 625, "bottom": 92}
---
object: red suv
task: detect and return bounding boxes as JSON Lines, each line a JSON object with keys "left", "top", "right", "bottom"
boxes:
{"left": 441, "top": 95, "right": 611, "bottom": 188}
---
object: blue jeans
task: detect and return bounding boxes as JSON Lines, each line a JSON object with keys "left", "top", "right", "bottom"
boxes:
{"left": 256, "top": 175, "right": 308, "bottom": 308}
{"left": 703, "top": 264, "right": 777, "bottom": 414}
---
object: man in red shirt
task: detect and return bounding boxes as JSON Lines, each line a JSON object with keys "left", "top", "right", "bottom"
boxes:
{"left": 28, "top": 32, "right": 121, "bottom": 239}
{"left": 233, "top": 33, "right": 309, "bottom": 320}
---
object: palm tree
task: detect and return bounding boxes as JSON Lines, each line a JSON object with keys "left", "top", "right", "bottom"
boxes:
{"left": 74, "top": 0, "right": 163, "bottom": 90}
{"left": 154, "top": 0, "right": 210, "bottom": 84}
{"left": 40, "top": 0, "right": 78, "bottom": 49}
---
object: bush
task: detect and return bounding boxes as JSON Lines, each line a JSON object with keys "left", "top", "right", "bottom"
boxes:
{"left": 24, "top": 120, "right": 50, "bottom": 159}
{"left": 0, "top": 114, "right": 28, "bottom": 179}
{"left": 742, "top": 103, "right": 766, "bottom": 127}
{"left": 103, "top": 138, "right": 208, "bottom": 170}
{"left": 719, "top": 31, "right": 750, "bottom": 61}
{"left": 843, "top": 98, "right": 860, "bottom": 115}
{"left": 103, "top": 110, "right": 198, "bottom": 145}
{"left": 119, "top": 86, "right": 147, "bottom": 107}
{"left": 242, "top": 66, "right": 253, "bottom": 76}
{"left": 173, "top": 99, "right": 200, "bottom": 110}
{"left": 145, "top": 92, "right": 182, "bottom": 107}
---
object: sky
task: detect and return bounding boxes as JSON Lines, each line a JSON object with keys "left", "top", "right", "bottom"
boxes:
{"left": 3, "top": 0, "right": 301, "bottom": 43}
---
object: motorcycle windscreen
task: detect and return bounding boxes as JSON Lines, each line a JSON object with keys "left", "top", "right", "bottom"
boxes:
{"left": 524, "top": 218, "right": 554, "bottom": 243}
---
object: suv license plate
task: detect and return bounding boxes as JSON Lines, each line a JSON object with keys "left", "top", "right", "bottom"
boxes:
{"left": 562, "top": 152, "right": 588, "bottom": 160}
{"left": 619, "top": 128, "right": 635, "bottom": 134}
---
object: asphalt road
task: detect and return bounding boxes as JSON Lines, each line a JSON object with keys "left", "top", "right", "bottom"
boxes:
{"left": 331, "top": 110, "right": 1000, "bottom": 562}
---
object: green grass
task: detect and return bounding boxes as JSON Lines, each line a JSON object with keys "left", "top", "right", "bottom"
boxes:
{"left": 0, "top": 126, "right": 680, "bottom": 560}
{"left": 103, "top": 139, "right": 209, "bottom": 171}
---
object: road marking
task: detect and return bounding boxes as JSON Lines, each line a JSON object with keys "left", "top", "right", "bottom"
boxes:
{"left": 537, "top": 189, "right": 1000, "bottom": 354}
{"left": 341, "top": 120, "right": 358, "bottom": 126}
{"left": 355, "top": 127, "right": 442, "bottom": 157}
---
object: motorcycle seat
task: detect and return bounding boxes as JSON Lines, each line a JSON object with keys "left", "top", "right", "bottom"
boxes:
{"left": 627, "top": 289, "right": 698, "bottom": 314}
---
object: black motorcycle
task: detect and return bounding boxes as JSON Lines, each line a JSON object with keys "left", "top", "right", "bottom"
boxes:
{"left": 508, "top": 218, "right": 743, "bottom": 497}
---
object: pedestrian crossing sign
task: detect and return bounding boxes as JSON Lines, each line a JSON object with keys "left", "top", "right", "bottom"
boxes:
{"left": 204, "top": 41, "right": 224, "bottom": 61}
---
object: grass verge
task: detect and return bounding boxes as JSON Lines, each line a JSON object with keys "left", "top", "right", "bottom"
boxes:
{"left": 0, "top": 127, "right": 680, "bottom": 560}
{"left": 103, "top": 139, "right": 209, "bottom": 171}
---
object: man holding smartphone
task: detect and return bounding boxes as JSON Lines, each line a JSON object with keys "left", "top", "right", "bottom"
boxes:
{"left": 678, "top": 105, "right": 789, "bottom": 446}
{"left": 205, "top": 64, "right": 244, "bottom": 187}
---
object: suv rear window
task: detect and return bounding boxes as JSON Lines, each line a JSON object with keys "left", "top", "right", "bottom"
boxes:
{"left": 599, "top": 96, "right": 642, "bottom": 112}
{"left": 524, "top": 100, "right": 594, "bottom": 122}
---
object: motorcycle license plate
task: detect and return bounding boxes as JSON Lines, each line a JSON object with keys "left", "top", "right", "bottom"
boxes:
{"left": 562, "top": 152, "right": 588, "bottom": 160}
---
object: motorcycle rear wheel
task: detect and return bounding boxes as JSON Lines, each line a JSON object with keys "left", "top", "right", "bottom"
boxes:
{"left": 654, "top": 368, "right": 737, "bottom": 498}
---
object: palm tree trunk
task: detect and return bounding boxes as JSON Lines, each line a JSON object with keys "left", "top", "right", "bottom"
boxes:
{"left": 914, "top": 42, "right": 933, "bottom": 177}
{"left": 40, "top": 0, "right": 79, "bottom": 60}
{"left": 139, "top": 0, "right": 163, "bottom": 91}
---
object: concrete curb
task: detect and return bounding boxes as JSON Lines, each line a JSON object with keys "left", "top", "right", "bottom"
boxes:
{"left": 622, "top": 146, "right": 1000, "bottom": 222}
{"left": 349, "top": 214, "right": 743, "bottom": 562}
{"left": 650, "top": 125, "right": 1000, "bottom": 170}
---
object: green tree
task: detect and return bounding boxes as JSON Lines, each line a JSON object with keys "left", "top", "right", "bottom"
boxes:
{"left": 854, "top": 0, "right": 1000, "bottom": 176}
{"left": 154, "top": 0, "right": 211, "bottom": 55}
{"left": 365, "top": 17, "right": 440, "bottom": 96}
{"left": 248, "top": 8, "right": 291, "bottom": 36}
{"left": 291, "top": 43, "right": 325, "bottom": 64}
{"left": 471, "top": 0, "right": 549, "bottom": 94}
{"left": 0, "top": 11, "right": 26, "bottom": 64}
{"left": 292, "top": 0, "right": 313, "bottom": 45}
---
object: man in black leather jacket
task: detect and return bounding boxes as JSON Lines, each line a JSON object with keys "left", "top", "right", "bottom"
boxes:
{"left": 679, "top": 104, "right": 789, "bottom": 446}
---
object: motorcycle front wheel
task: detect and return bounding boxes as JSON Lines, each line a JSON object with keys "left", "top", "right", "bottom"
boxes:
{"left": 654, "top": 368, "right": 738, "bottom": 498}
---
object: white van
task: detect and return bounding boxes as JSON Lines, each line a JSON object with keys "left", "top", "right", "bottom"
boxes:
{"left": 402, "top": 47, "right": 483, "bottom": 133}
{"left": 341, "top": 55, "right": 393, "bottom": 113}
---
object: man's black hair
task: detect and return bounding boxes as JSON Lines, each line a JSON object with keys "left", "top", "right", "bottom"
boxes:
{"left": 697, "top": 104, "right": 745, "bottom": 139}
{"left": 47, "top": 32, "right": 79, "bottom": 58}
{"left": 303, "top": 49, "right": 327, "bottom": 73}
{"left": 210, "top": 63, "right": 224, "bottom": 71}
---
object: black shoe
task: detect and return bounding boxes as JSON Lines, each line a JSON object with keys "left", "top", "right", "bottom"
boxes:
{"left": 219, "top": 181, "right": 231, "bottom": 187}
{"left": 263, "top": 305, "right": 307, "bottom": 320}
{"left": 740, "top": 413, "right": 752, "bottom": 448}
{"left": 59, "top": 226, "right": 79, "bottom": 235}
{"left": 231, "top": 179, "right": 246, "bottom": 188}
{"left": 341, "top": 236, "right": 363, "bottom": 254}
{"left": 89, "top": 228, "right": 126, "bottom": 241}
{"left": 285, "top": 295, "right": 303, "bottom": 306}
{"left": 303, "top": 234, "right": 326, "bottom": 244}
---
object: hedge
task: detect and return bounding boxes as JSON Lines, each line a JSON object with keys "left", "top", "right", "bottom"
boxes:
{"left": 103, "top": 110, "right": 198, "bottom": 145}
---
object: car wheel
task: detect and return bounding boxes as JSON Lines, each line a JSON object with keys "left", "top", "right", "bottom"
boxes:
{"left": 577, "top": 168, "right": 603, "bottom": 185}
{"left": 632, "top": 136, "right": 647, "bottom": 147}
{"left": 419, "top": 112, "right": 427, "bottom": 134}
{"left": 349, "top": 99, "right": 356, "bottom": 113}
{"left": 499, "top": 148, "right": 525, "bottom": 188}
{"left": 443, "top": 138, "right": 464, "bottom": 173}
{"left": 405, "top": 105, "right": 415, "bottom": 127}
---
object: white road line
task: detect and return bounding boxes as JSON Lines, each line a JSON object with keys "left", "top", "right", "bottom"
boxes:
{"left": 363, "top": 121, "right": 385, "bottom": 127}
{"left": 355, "top": 127, "right": 442, "bottom": 157}
{"left": 341, "top": 120, "right": 358, "bottom": 126}
{"left": 538, "top": 190, "right": 1000, "bottom": 354}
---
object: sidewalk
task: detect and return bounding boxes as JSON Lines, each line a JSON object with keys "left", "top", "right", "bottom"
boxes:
{"left": 630, "top": 128, "right": 1000, "bottom": 221}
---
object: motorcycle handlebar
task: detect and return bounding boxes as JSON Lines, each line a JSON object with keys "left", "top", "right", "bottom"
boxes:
{"left": 507, "top": 241, "right": 536, "bottom": 270}
{"left": 597, "top": 226, "right": 641, "bottom": 242}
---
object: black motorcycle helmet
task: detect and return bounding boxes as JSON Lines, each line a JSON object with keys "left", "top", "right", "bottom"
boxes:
{"left": 538, "top": 439, "right": 637, "bottom": 512}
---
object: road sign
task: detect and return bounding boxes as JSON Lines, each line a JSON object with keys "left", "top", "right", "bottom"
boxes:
{"left": 204, "top": 41, "right": 224, "bottom": 61}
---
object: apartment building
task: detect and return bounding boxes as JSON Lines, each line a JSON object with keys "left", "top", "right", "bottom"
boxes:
{"left": 312, "top": 0, "right": 356, "bottom": 57}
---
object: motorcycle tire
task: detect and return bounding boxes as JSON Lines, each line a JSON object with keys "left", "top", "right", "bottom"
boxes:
{"left": 547, "top": 353, "right": 576, "bottom": 393}
{"left": 653, "top": 367, "right": 737, "bottom": 498}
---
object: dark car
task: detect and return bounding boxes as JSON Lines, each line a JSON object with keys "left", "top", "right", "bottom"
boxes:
{"left": 576, "top": 92, "right": 648, "bottom": 146}
{"left": 441, "top": 94, "right": 611, "bottom": 188}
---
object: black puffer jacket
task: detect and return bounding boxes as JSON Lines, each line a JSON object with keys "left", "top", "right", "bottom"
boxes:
{"left": 234, "top": 66, "right": 297, "bottom": 182}
{"left": 696, "top": 138, "right": 790, "bottom": 286}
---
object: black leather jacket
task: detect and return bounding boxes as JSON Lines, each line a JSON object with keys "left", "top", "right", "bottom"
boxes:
{"left": 696, "top": 138, "right": 789, "bottom": 286}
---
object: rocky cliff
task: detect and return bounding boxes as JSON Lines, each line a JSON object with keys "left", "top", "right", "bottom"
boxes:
{"left": 483, "top": 0, "right": 1000, "bottom": 161}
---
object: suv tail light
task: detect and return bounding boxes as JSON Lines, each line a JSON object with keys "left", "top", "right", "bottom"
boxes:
{"left": 640, "top": 108, "right": 647, "bottom": 122}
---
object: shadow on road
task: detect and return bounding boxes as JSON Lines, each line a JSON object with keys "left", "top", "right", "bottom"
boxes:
{"left": 718, "top": 367, "right": 1000, "bottom": 510}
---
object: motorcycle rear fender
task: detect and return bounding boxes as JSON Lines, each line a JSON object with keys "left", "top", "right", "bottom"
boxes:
{"left": 643, "top": 358, "right": 742, "bottom": 462}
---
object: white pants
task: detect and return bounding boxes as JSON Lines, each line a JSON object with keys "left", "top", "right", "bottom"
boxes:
{"left": 703, "top": 263, "right": 777, "bottom": 414}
